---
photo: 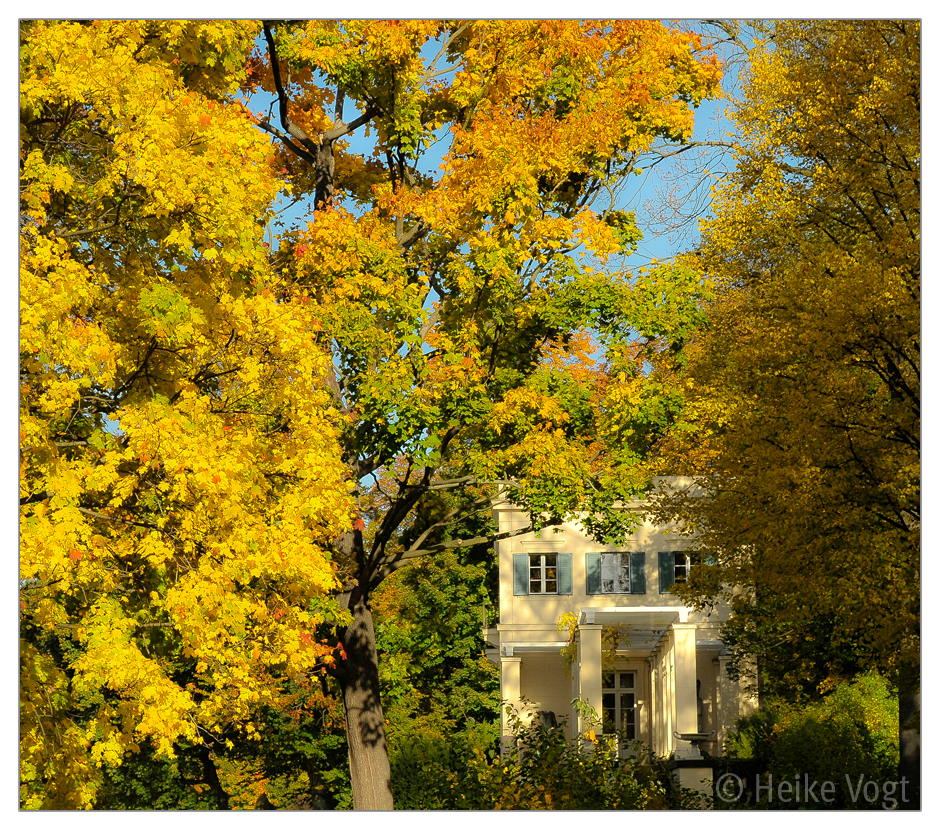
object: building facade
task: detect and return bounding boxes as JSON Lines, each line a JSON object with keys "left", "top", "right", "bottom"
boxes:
{"left": 484, "top": 481, "right": 756, "bottom": 762}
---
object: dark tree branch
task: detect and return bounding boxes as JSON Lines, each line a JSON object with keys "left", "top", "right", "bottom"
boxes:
{"left": 20, "top": 490, "right": 54, "bottom": 506}
{"left": 58, "top": 222, "right": 119, "bottom": 239}
{"left": 262, "top": 22, "right": 319, "bottom": 157}
{"left": 254, "top": 120, "right": 317, "bottom": 166}
{"left": 376, "top": 518, "right": 562, "bottom": 583}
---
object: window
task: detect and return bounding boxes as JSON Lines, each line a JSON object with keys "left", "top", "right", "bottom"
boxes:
{"left": 586, "top": 552, "right": 646, "bottom": 594}
{"left": 529, "top": 553, "right": 557, "bottom": 594}
{"left": 658, "top": 551, "right": 715, "bottom": 593}
{"left": 602, "top": 671, "right": 637, "bottom": 739}
{"left": 513, "top": 553, "right": 572, "bottom": 595}
{"left": 659, "top": 551, "right": 690, "bottom": 593}
{"left": 673, "top": 551, "right": 690, "bottom": 584}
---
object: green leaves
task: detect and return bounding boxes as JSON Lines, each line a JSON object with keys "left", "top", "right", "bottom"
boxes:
{"left": 137, "top": 283, "right": 204, "bottom": 345}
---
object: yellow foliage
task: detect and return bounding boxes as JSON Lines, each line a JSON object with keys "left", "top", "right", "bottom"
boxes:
{"left": 19, "top": 20, "right": 352, "bottom": 808}
{"left": 21, "top": 18, "right": 725, "bottom": 809}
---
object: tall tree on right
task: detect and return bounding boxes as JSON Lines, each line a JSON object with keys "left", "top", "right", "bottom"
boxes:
{"left": 648, "top": 19, "right": 919, "bottom": 801}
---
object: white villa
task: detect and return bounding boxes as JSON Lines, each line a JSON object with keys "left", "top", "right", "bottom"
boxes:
{"left": 484, "top": 479, "right": 757, "bottom": 780}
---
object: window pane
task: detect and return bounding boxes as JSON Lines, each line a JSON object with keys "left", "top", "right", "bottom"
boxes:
{"left": 602, "top": 672, "right": 614, "bottom": 689}
{"left": 620, "top": 673, "right": 635, "bottom": 689}
{"left": 545, "top": 554, "right": 557, "bottom": 567}
{"left": 617, "top": 559, "right": 631, "bottom": 592}
{"left": 601, "top": 553, "right": 628, "bottom": 593}
{"left": 545, "top": 580, "right": 557, "bottom": 593}
{"left": 545, "top": 567, "right": 556, "bottom": 580}
{"left": 530, "top": 581, "right": 542, "bottom": 594}
{"left": 674, "top": 552, "right": 688, "bottom": 581}
{"left": 624, "top": 707, "right": 636, "bottom": 739}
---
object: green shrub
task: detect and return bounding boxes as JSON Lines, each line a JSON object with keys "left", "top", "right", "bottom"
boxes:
{"left": 724, "top": 708, "right": 778, "bottom": 765}
{"left": 389, "top": 705, "right": 704, "bottom": 809}
{"left": 722, "top": 673, "right": 900, "bottom": 810}
{"left": 768, "top": 673, "right": 899, "bottom": 808}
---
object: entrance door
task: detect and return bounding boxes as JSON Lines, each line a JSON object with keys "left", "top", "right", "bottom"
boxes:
{"left": 602, "top": 671, "right": 637, "bottom": 741}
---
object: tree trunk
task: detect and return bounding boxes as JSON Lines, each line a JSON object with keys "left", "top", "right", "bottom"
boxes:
{"left": 195, "top": 742, "right": 230, "bottom": 809}
{"left": 337, "top": 583, "right": 394, "bottom": 810}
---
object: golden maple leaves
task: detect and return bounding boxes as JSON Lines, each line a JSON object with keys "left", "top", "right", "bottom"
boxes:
{"left": 20, "top": 20, "right": 352, "bottom": 808}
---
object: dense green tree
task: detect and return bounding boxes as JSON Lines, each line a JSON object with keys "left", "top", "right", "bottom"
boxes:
{"left": 722, "top": 673, "right": 902, "bottom": 810}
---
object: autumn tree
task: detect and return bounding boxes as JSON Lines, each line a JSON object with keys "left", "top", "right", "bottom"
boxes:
{"left": 646, "top": 19, "right": 919, "bottom": 795}
{"left": 247, "top": 19, "right": 720, "bottom": 808}
{"left": 20, "top": 19, "right": 722, "bottom": 809}
{"left": 19, "top": 20, "right": 353, "bottom": 808}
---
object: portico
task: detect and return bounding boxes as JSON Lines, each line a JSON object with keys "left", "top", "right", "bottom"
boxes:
{"left": 486, "top": 489, "right": 757, "bottom": 770}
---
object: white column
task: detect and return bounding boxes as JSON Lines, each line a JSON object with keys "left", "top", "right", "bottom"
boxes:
{"left": 649, "top": 652, "right": 661, "bottom": 755}
{"left": 577, "top": 623, "right": 603, "bottom": 733}
{"left": 571, "top": 656, "right": 581, "bottom": 741}
{"left": 671, "top": 623, "right": 700, "bottom": 759}
{"left": 500, "top": 656, "right": 522, "bottom": 738}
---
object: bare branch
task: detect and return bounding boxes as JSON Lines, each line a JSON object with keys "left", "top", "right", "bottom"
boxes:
{"left": 58, "top": 222, "right": 119, "bottom": 239}
{"left": 263, "top": 24, "right": 317, "bottom": 152}
{"left": 397, "top": 220, "right": 429, "bottom": 251}
{"left": 76, "top": 506, "right": 168, "bottom": 535}
{"left": 20, "top": 490, "right": 54, "bottom": 506}
{"left": 322, "top": 107, "right": 376, "bottom": 142}
{"left": 419, "top": 21, "right": 471, "bottom": 88}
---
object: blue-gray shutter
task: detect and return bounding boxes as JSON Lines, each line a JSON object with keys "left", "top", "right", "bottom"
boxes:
{"left": 659, "top": 551, "right": 674, "bottom": 593}
{"left": 630, "top": 551, "right": 646, "bottom": 594}
{"left": 557, "top": 553, "right": 572, "bottom": 595}
{"left": 586, "top": 553, "right": 602, "bottom": 594}
{"left": 513, "top": 554, "right": 528, "bottom": 595}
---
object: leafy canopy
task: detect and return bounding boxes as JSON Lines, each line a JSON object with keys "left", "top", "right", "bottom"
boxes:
{"left": 20, "top": 20, "right": 352, "bottom": 808}
{"left": 649, "top": 20, "right": 919, "bottom": 699}
{"left": 20, "top": 18, "right": 723, "bottom": 810}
